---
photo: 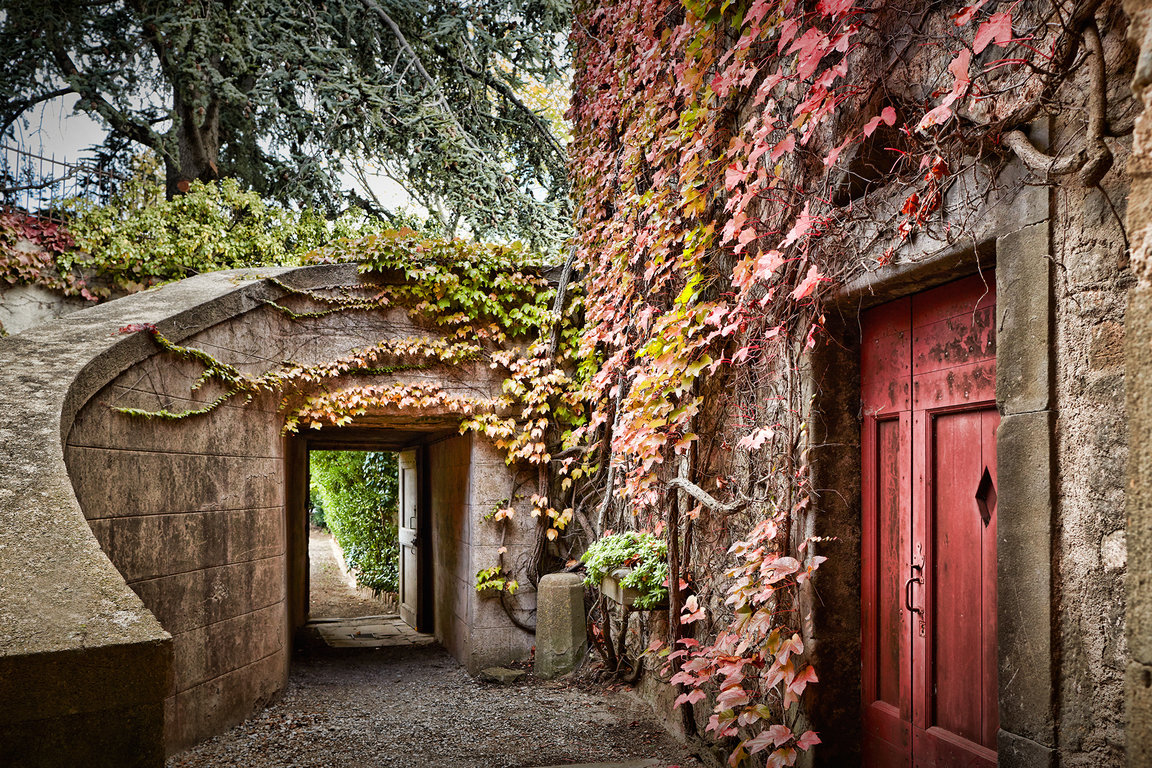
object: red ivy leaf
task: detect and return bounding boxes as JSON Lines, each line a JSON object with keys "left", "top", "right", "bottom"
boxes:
{"left": 973, "top": 12, "right": 1012, "bottom": 54}
{"left": 770, "top": 134, "right": 796, "bottom": 162}
{"left": 118, "top": 323, "right": 157, "bottom": 334}
{"left": 862, "top": 106, "right": 897, "bottom": 137}
{"left": 673, "top": 689, "right": 707, "bottom": 708}
{"left": 952, "top": 0, "right": 989, "bottom": 26}
{"left": 777, "top": 17, "right": 801, "bottom": 53}
{"left": 796, "top": 730, "right": 822, "bottom": 750}
{"left": 791, "top": 265, "right": 825, "bottom": 301}
{"left": 816, "top": 0, "right": 853, "bottom": 16}
{"left": 823, "top": 135, "right": 853, "bottom": 168}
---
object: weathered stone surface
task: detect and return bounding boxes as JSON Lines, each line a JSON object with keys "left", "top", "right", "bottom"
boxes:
{"left": 997, "top": 410, "right": 1055, "bottom": 746}
{"left": 0, "top": 269, "right": 292, "bottom": 766}
{"left": 1125, "top": 5, "right": 1152, "bottom": 762}
{"left": 1127, "top": 662, "right": 1152, "bottom": 768}
{"left": 0, "top": 701, "right": 166, "bottom": 768}
{"left": 479, "top": 666, "right": 526, "bottom": 684}
{"left": 0, "top": 282, "right": 88, "bottom": 336}
{"left": 600, "top": 569, "right": 646, "bottom": 608}
{"left": 535, "top": 572, "right": 587, "bottom": 680}
{"left": 997, "top": 222, "right": 1052, "bottom": 415}
{"left": 998, "top": 728, "right": 1056, "bottom": 768}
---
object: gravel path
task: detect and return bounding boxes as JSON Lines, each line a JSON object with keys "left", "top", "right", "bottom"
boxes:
{"left": 167, "top": 529, "right": 701, "bottom": 767}
{"left": 308, "top": 527, "right": 397, "bottom": 619}
{"left": 166, "top": 644, "right": 702, "bottom": 768}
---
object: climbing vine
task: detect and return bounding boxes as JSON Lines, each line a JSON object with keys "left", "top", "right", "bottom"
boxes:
{"left": 567, "top": 0, "right": 1123, "bottom": 764}
{"left": 0, "top": 168, "right": 388, "bottom": 301}
{"left": 74, "top": 1, "right": 1128, "bottom": 763}
{"left": 115, "top": 228, "right": 590, "bottom": 599}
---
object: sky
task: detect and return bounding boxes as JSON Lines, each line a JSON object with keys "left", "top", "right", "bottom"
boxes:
{"left": 4, "top": 95, "right": 417, "bottom": 214}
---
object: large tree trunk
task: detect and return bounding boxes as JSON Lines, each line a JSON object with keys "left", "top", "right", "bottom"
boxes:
{"left": 165, "top": 90, "right": 221, "bottom": 198}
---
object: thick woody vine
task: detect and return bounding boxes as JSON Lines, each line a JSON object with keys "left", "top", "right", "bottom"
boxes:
{"left": 567, "top": 0, "right": 1126, "bottom": 765}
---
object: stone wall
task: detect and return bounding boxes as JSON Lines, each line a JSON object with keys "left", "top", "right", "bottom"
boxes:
{"left": 0, "top": 283, "right": 89, "bottom": 336}
{"left": 1124, "top": 1, "right": 1152, "bottom": 765}
{"left": 466, "top": 436, "right": 537, "bottom": 670}
{"left": 432, "top": 434, "right": 473, "bottom": 662}
{"left": 431, "top": 433, "right": 536, "bottom": 672}
{"left": 65, "top": 339, "right": 290, "bottom": 754}
{"left": 608, "top": 5, "right": 1142, "bottom": 766}
{"left": 1051, "top": 112, "right": 1134, "bottom": 765}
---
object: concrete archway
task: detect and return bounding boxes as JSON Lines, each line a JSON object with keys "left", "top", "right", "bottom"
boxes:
{"left": 0, "top": 264, "right": 538, "bottom": 765}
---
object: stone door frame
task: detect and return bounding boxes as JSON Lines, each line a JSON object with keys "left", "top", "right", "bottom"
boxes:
{"left": 805, "top": 191, "right": 1057, "bottom": 768}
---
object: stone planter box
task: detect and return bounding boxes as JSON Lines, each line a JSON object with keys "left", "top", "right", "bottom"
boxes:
{"left": 600, "top": 568, "right": 668, "bottom": 610}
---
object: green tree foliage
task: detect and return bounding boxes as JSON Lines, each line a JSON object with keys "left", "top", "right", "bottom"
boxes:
{"left": 65, "top": 176, "right": 361, "bottom": 296}
{"left": 1, "top": 0, "right": 571, "bottom": 249}
{"left": 309, "top": 450, "right": 400, "bottom": 594}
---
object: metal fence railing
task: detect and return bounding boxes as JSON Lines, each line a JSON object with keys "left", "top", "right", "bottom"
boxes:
{"left": 0, "top": 144, "right": 131, "bottom": 223}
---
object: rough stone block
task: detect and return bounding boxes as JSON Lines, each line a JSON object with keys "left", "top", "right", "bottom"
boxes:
{"left": 65, "top": 447, "right": 284, "bottom": 520}
{"left": 130, "top": 556, "right": 285, "bottom": 635}
{"left": 997, "top": 410, "right": 1055, "bottom": 745}
{"left": 1127, "top": 284, "right": 1152, "bottom": 762}
{"left": 171, "top": 602, "right": 286, "bottom": 692}
{"left": 535, "top": 573, "right": 587, "bottom": 680}
{"left": 998, "top": 729, "right": 1056, "bottom": 768}
{"left": 1128, "top": 284, "right": 1152, "bottom": 666}
{"left": 88, "top": 506, "right": 284, "bottom": 583}
{"left": 466, "top": 625, "right": 514, "bottom": 672}
{"left": 479, "top": 666, "right": 525, "bottom": 684}
{"left": 1127, "top": 662, "right": 1152, "bottom": 768}
{"left": 600, "top": 569, "right": 644, "bottom": 608}
{"left": 0, "top": 701, "right": 166, "bottom": 768}
{"left": 996, "top": 222, "right": 1052, "bottom": 414}
{"left": 166, "top": 649, "right": 287, "bottom": 754}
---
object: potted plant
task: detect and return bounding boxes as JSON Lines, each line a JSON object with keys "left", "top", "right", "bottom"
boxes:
{"left": 581, "top": 531, "right": 668, "bottom": 609}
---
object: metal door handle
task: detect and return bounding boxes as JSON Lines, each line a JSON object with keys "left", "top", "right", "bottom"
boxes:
{"left": 904, "top": 565, "right": 923, "bottom": 615}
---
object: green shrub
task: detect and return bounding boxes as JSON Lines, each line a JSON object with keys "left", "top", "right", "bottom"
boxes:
{"left": 581, "top": 531, "right": 668, "bottom": 609}
{"left": 309, "top": 450, "right": 399, "bottom": 594}
{"left": 308, "top": 487, "right": 327, "bottom": 528}
{"left": 62, "top": 177, "right": 376, "bottom": 295}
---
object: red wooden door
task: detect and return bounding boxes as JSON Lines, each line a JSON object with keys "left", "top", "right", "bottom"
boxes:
{"left": 861, "top": 274, "right": 998, "bottom": 768}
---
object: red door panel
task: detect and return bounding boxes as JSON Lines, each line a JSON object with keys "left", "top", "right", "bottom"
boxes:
{"left": 931, "top": 410, "right": 987, "bottom": 744}
{"left": 862, "top": 275, "right": 997, "bottom": 768}
{"left": 876, "top": 418, "right": 905, "bottom": 709}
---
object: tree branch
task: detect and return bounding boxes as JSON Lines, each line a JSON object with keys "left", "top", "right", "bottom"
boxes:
{"left": 44, "top": 25, "right": 174, "bottom": 165}
{"left": 364, "top": 0, "right": 500, "bottom": 167}
{"left": 450, "top": 57, "right": 566, "bottom": 159}
{"left": 2, "top": 88, "right": 75, "bottom": 134}
{"left": 666, "top": 477, "right": 746, "bottom": 514}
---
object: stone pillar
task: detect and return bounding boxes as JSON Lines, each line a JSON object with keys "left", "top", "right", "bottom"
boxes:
{"left": 534, "top": 573, "right": 587, "bottom": 679}
{"left": 1127, "top": 3, "right": 1152, "bottom": 765}
{"left": 996, "top": 221, "right": 1057, "bottom": 768}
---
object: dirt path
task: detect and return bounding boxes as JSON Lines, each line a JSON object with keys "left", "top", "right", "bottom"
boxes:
{"left": 166, "top": 643, "right": 702, "bottom": 768}
{"left": 308, "top": 527, "right": 397, "bottom": 619}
